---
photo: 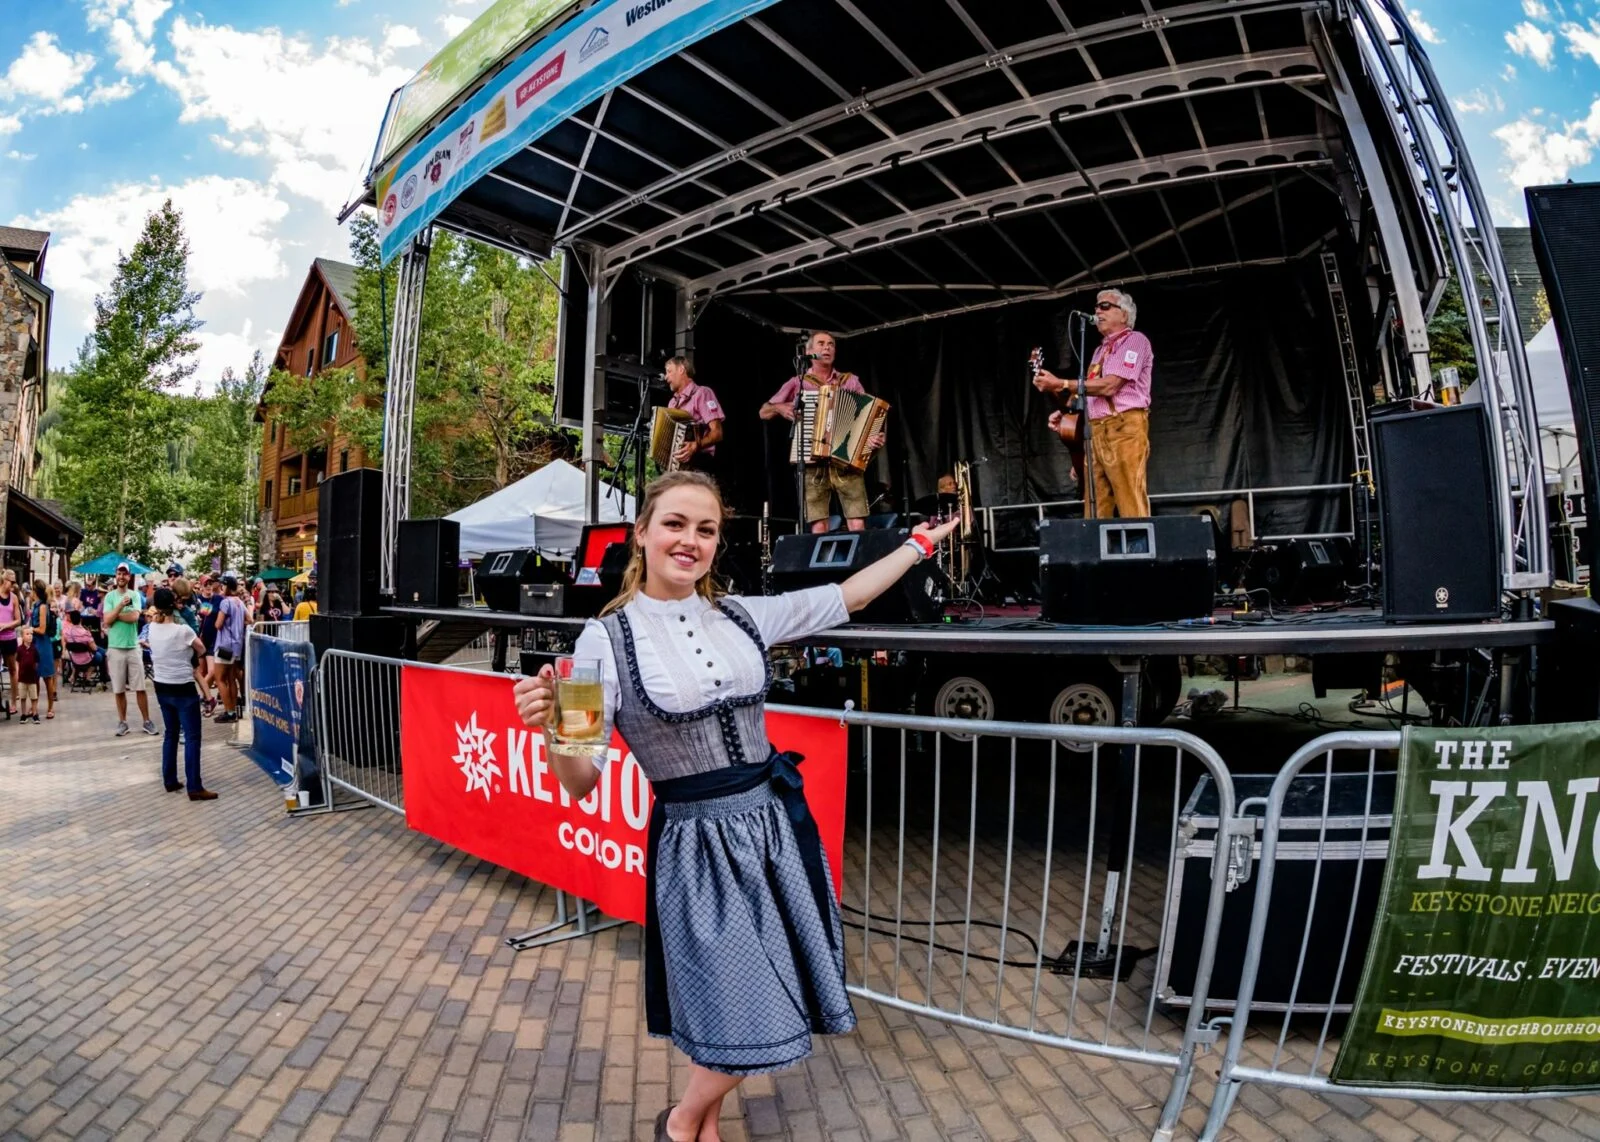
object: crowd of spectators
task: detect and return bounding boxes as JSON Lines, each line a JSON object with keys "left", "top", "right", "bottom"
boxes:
{"left": 1, "top": 562, "right": 319, "bottom": 798}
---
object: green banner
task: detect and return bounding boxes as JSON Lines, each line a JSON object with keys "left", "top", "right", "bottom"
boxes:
{"left": 377, "top": 0, "right": 576, "bottom": 168}
{"left": 1332, "top": 724, "right": 1600, "bottom": 1091}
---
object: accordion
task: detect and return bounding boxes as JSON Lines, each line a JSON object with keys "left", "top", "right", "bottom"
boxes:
{"left": 788, "top": 385, "right": 889, "bottom": 472}
{"left": 651, "top": 407, "right": 694, "bottom": 472}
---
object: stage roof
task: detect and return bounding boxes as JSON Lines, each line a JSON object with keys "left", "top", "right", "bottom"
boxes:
{"left": 357, "top": 0, "right": 1419, "bottom": 334}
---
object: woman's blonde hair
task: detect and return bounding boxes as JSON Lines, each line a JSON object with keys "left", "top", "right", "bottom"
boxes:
{"left": 600, "top": 470, "right": 727, "bottom": 617}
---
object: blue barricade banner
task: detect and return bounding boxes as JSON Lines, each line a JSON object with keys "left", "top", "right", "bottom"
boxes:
{"left": 247, "top": 637, "right": 313, "bottom": 787}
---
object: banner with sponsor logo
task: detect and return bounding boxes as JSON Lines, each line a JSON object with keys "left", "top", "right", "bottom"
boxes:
{"left": 246, "top": 636, "right": 311, "bottom": 788}
{"left": 374, "top": 0, "right": 783, "bottom": 264}
{"left": 376, "top": 0, "right": 578, "bottom": 170}
{"left": 397, "top": 664, "right": 848, "bottom": 926}
{"left": 1332, "top": 723, "right": 1600, "bottom": 1091}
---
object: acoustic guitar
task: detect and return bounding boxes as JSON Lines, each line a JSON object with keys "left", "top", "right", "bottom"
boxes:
{"left": 1030, "top": 346, "right": 1085, "bottom": 487}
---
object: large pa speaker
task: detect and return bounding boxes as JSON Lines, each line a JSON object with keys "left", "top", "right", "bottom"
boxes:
{"left": 1038, "top": 516, "right": 1216, "bottom": 624}
{"left": 1529, "top": 183, "right": 1600, "bottom": 531}
{"left": 769, "top": 529, "right": 947, "bottom": 624}
{"left": 1371, "top": 406, "right": 1500, "bottom": 621}
{"left": 395, "top": 519, "right": 460, "bottom": 608}
{"left": 309, "top": 613, "right": 413, "bottom": 658}
{"left": 318, "top": 468, "right": 383, "bottom": 615}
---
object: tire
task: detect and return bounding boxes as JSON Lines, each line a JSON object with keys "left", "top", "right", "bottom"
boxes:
{"left": 928, "top": 673, "right": 998, "bottom": 740}
{"left": 1045, "top": 676, "right": 1119, "bottom": 751}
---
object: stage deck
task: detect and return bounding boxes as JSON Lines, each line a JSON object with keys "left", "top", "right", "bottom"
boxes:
{"left": 385, "top": 605, "right": 1554, "bottom": 658}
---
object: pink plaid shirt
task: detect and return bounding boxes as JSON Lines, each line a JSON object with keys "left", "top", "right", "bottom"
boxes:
{"left": 768, "top": 371, "right": 865, "bottom": 406}
{"left": 1086, "top": 330, "right": 1153, "bottom": 420}
{"left": 667, "top": 381, "right": 724, "bottom": 456}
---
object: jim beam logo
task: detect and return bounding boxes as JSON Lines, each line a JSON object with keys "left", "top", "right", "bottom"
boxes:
{"left": 452, "top": 712, "right": 502, "bottom": 802}
{"left": 1435, "top": 585, "right": 1451, "bottom": 610}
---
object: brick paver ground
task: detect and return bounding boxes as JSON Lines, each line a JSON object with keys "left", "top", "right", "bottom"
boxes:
{"left": 4, "top": 680, "right": 1600, "bottom": 1141}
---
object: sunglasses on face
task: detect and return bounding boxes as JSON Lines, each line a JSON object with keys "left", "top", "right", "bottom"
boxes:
{"left": 1095, "top": 301, "right": 1120, "bottom": 311}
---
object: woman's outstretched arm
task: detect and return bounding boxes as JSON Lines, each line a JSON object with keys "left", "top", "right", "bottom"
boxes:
{"left": 839, "top": 516, "right": 960, "bottom": 614}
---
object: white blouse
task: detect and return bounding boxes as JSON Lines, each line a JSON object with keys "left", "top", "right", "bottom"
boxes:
{"left": 570, "top": 585, "right": 848, "bottom": 764}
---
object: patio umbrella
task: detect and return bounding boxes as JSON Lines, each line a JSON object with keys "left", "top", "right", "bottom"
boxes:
{"left": 258, "top": 566, "right": 299, "bottom": 582}
{"left": 72, "top": 552, "right": 155, "bottom": 576}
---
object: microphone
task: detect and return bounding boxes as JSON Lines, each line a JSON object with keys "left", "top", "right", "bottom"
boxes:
{"left": 1069, "top": 309, "right": 1098, "bottom": 320}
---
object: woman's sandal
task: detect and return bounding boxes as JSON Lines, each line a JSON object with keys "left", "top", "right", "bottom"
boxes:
{"left": 652, "top": 1107, "right": 675, "bottom": 1142}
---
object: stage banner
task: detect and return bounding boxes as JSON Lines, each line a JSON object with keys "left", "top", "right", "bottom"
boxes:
{"left": 398, "top": 665, "right": 848, "bottom": 926}
{"left": 246, "top": 636, "right": 312, "bottom": 787}
{"left": 374, "top": 0, "right": 783, "bottom": 264}
{"left": 1332, "top": 723, "right": 1600, "bottom": 1092}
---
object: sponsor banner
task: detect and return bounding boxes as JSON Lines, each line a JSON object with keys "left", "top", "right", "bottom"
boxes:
{"left": 398, "top": 665, "right": 848, "bottom": 926}
{"left": 1332, "top": 723, "right": 1600, "bottom": 1091}
{"left": 376, "top": 0, "right": 783, "bottom": 263}
{"left": 377, "top": 0, "right": 577, "bottom": 169}
{"left": 246, "top": 637, "right": 312, "bottom": 787}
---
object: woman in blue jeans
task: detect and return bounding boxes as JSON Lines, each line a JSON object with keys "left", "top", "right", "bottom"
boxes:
{"left": 143, "top": 587, "right": 216, "bottom": 800}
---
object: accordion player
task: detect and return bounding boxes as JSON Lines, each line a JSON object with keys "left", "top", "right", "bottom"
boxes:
{"left": 656, "top": 357, "right": 725, "bottom": 478}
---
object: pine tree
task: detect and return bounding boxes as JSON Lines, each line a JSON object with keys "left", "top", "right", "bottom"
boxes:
{"left": 51, "top": 200, "right": 201, "bottom": 555}
{"left": 182, "top": 350, "right": 268, "bottom": 571}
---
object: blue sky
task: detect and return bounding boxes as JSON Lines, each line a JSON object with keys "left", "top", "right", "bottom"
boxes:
{"left": 1, "top": 0, "right": 1597, "bottom": 389}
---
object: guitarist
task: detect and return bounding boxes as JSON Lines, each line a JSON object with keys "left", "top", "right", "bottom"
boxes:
{"left": 1032, "top": 289, "right": 1153, "bottom": 519}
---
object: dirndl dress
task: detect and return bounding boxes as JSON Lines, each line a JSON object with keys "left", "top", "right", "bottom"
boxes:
{"left": 585, "top": 591, "right": 856, "bottom": 1075}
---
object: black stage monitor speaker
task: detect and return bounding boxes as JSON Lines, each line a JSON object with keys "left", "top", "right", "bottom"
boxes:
{"left": 396, "top": 519, "right": 460, "bottom": 608}
{"left": 1257, "top": 537, "right": 1352, "bottom": 606}
{"left": 318, "top": 468, "right": 383, "bottom": 615}
{"left": 1529, "top": 182, "right": 1600, "bottom": 532}
{"left": 1370, "top": 405, "right": 1500, "bottom": 622}
{"left": 769, "top": 529, "right": 948, "bottom": 624}
{"left": 309, "top": 613, "right": 413, "bottom": 659}
{"left": 1038, "top": 516, "right": 1216, "bottom": 624}
{"left": 477, "top": 548, "right": 556, "bottom": 612}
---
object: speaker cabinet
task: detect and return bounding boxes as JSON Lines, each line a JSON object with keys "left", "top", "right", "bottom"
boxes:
{"left": 1257, "top": 537, "right": 1352, "bottom": 606}
{"left": 769, "top": 529, "right": 948, "bottom": 624}
{"left": 318, "top": 468, "right": 383, "bottom": 615}
{"left": 1529, "top": 183, "right": 1600, "bottom": 538}
{"left": 1371, "top": 406, "right": 1500, "bottom": 621}
{"left": 476, "top": 549, "right": 559, "bottom": 612}
{"left": 309, "top": 613, "right": 413, "bottom": 659}
{"left": 1039, "top": 516, "right": 1216, "bottom": 624}
{"left": 396, "top": 519, "right": 460, "bottom": 608}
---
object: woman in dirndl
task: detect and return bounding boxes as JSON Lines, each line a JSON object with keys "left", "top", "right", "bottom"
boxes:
{"left": 514, "top": 471, "right": 958, "bottom": 1142}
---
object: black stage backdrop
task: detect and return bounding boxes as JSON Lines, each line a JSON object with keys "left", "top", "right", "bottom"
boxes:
{"left": 693, "top": 259, "right": 1355, "bottom": 539}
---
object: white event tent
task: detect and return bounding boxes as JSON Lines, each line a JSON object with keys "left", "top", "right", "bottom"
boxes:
{"left": 447, "top": 460, "right": 635, "bottom": 560}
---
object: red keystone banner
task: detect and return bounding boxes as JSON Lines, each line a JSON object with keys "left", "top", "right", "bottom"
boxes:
{"left": 398, "top": 665, "right": 848, "bottom": 926}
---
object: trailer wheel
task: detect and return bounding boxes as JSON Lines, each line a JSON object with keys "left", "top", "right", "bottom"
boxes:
{"left": 929, "top": 674, "right": 997, "bottom": 740}
{"left": 1046, "top": 680, "right": 1118, "bottom": 751}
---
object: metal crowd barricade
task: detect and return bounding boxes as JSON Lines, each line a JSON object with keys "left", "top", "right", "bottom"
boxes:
{"left": 1199, "top": 730, "right": 1600, "bottom": 1140}
{"left": 315, "top": 649, "right": 407, "bottom": 815}
{"left": 834, "top": 709, "right": 1237, "bottom": 1142}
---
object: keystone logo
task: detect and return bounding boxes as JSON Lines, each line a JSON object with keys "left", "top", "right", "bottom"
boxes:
{"left": 580, "top": 27, "right": 610, "bottom": 61}
{"left": 452, "top": 712, "right": 502, "bottom": 801}
{"left": 515, "top": 52, "right": 566, "bottom": 107}
{"left": 624, "top": 0, "right": 675, "bottom": 28}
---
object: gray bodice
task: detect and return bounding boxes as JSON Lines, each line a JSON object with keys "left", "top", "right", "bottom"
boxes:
{"left": 600, "top": 599, "right": 773, "bottom": 783}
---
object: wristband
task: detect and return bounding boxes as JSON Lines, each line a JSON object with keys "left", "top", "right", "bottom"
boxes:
{"left": 905, "top": 532, "right": 936, "bottom": 562}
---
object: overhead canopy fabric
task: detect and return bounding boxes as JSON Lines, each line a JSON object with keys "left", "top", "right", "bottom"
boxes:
{"left": 73, "top": 552, "right": 153, "bottom": 576}
{"left": 447, "top": 460, "right": 635, "bottom": 558}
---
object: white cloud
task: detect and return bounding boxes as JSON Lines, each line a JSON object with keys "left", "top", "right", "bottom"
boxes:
{"left": 86, "top": 77, "right": 136, "bottom": 105}
{"left": 1502, "top": 62, "right": 1519, "bottom": 82}
{"left": 192, "top": 320, "right": 274, "bottom": 394}
{"left": 85, "top": 0, "right": 173, "bottom": 41}
{"left": 439, "top": 15, "right": 473, "bottom": 38}
{"left": 383, "top": 24, "right": 423, "bottom": 52}
{"left": 150, "top": 17, "right": 412, "bottom": 211}
{"left": 0, "top": 113, "right": 20, "bottom": 135}
{"left": 1563, "top": 19, "right": 1600, "bottom": 65}
{"left": 1454, "top": 88, "right": 1504, "bottom": 115}
{"left": 1523, "top": 0, "right": 1551, "bottom": 20}
{"left": 6, "top": 150, "right": 36, "bottom": 161}
{"left": 12, "top": 176, "right": 291, "bottom": 305}
{"left": 1507, "top": 21, "right": 1557, "bottom": 68}
{"left": 1493, "top": 117, "right": 1593, "bottom": 188}
{"left": 0, "top": 31, "right": 98, "bottom": 113}
{"left": 1408, "top": 9, "right": 1442, "bottom": 44}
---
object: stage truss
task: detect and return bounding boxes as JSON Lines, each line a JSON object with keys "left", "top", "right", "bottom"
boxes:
{"left": 363, "top": 0, "right": 1547, "bottom": 593}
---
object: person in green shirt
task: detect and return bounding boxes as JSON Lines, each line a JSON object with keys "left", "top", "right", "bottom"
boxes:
{"left": 104, "top": 562, "right": 156, "bottom": 737}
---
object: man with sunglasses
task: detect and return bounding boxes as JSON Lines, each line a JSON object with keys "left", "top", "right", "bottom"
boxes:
{"left": 1033, "top": 288, "right": 1153, "bottom": 519}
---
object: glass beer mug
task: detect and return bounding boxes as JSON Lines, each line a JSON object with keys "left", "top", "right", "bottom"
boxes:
{"left": 550, "top": 656, "right": 605, "bottom": 756}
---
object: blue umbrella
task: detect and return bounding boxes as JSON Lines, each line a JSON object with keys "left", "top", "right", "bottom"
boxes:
{"left": 72, "top": 552, "right": 156, "bottom": 576}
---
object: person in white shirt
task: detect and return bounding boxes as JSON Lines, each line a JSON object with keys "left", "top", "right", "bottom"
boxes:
{"left": 513, "top": 471, "right": 957, "bottom": 1142}
{"left": 144, "top": 587, "right": 216, "bottom": 801}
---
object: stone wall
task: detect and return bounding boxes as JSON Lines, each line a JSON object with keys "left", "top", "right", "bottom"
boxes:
{"left": 0, "top": 270, "right": 34, "bottom": 545}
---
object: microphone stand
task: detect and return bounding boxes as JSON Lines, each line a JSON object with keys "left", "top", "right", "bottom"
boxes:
{"left": 791, "top": 345, "right": 809, "bottom": 534}
{"left": 1072, "top": 311, "right": 1097, "bottom": 519}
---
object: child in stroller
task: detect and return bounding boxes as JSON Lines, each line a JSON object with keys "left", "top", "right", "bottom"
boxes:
{"left": 62, "top": 609, "right": 105, "bottom": 691}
